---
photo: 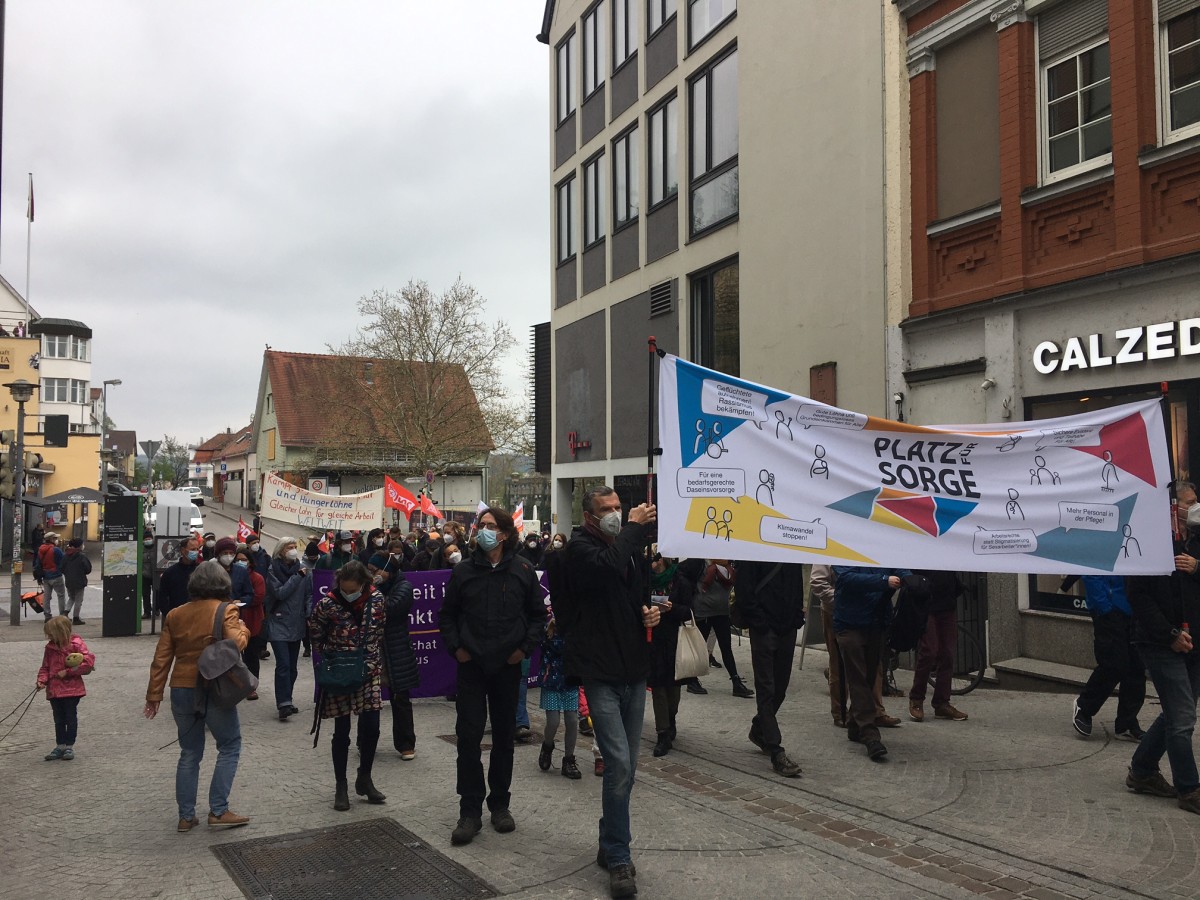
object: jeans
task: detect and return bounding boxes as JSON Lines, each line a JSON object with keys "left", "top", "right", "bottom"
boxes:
{"left": 170, "top": 687, "right": 241, "bottom": 820}
{"left": 455, "top": 660, "right": 520, "bottom": 817}
{"left": 66, "top": 587, "right": 86, "bottom": 620}
{"left": 271, "top": 639, "right": 302, "bottom": 709}
{"left": 515, "top": 669, "right": 531, "bottom": 728}
{"left": 1131, "top": 645, "right": 1200, "bottom": 794}
{"left": 49, "top": 696, "right": 80, "bottom": 746}
{"left": 390, "top": 690, "right": 415, "bottom": 752}
{"left": 44, "top": 578, "right": 66, "bottom": 617}
{"left": 910, "top": 609, "right": 958, "bottom": 709}
{"left": 333, "top": 709, "right": 380, "bottom": 782}
{"left": 583, "top": 678, "right": 647, "bottom": 867}
{"left": 1077, "top": 611, "right": 1145, "bottom": 732}
{"left": 748, "top": 627, "right": 797, "bottom": 754}
{"left": 836, "top": 628, "right": 884, "bottom": 744}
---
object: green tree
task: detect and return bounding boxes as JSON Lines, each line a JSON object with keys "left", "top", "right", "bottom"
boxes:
{"left": 152, "top": 436, "right": 192, "bottom": 487}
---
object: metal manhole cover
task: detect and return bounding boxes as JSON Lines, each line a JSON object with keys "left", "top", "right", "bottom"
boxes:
{"left": 212, "top": 817, "right": 496, "bottom": 899}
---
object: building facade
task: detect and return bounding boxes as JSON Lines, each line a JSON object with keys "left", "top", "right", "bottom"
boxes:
{"left": 539, "top": 0, "right": 901, "bottom": 528}
{"left": 893, "top": 0, "right": 1200, "bottom": 673}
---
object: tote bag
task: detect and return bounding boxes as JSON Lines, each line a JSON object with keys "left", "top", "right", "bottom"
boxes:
{"left": 675, "top": 612, "right": 710, "bottom": 681}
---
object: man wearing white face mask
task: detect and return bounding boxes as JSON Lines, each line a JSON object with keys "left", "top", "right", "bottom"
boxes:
{"left": 317, "top": 531, "right": 358, "bottom": 572}
{"left": 214, "top": 537, "right": 254, "bottom": 610}
{"left": 245, "top": 533, "right": 270, "bottom": 577}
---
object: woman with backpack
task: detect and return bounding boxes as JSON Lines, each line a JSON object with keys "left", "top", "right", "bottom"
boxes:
{"left": 143, "top": 560, "right": 250, "bottom": 832}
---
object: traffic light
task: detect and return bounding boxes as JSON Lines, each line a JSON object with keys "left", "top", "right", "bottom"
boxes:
{"left": 24, "top": 451, "right": 42, "bottom": 471}
{"left": 0, "top": 447, "right": 13, "bottom": 500}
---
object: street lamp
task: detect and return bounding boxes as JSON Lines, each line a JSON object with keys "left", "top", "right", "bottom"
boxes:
{"left": 100, "top": 378, "right": 121, "bottom": 497}
{"left": 5, "top": 379, "right": 37, "bottom": 626}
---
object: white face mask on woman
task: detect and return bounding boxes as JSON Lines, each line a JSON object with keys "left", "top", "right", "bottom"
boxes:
{"left": 286, "top": 549, "right": 300, "bottom": 561}
{"left": 447, "top": 550, "right": 462, "bottom": 565}
{"left": 551, "top": 539, "right": 563, "bottom": 550}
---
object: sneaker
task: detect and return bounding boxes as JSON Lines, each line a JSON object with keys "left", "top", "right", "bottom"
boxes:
{"left": 909, "top": 702, "right": 924, "bottom": 722}
{"left": 594, "top": 758, "right": 605, "bottom": 777}
{"left": 1116, "top": 724, "right": 1145, "bottom": 742}
{"left": 514, "top": 725, "right": 533, "bottom": 743}
{"left": 72, "top": 617, "right": 85, "bottom": 626}
{"left": 875, "top": 714, "right": 902, "bottom": 728}
{"left": 865, "top": 739, "right": 888, "bottom": 761}
{"left": 1126, "top": 768, "right": 1177, "bottom": 798}
{"left": 935, "top": 704, "right": 968, "bottom": 721}
{"left": 451, "top": 816, "right": 482, "bottom": 845}
{"left": 608, "top": 863, "right": 638, "bottom": 899}
{"left": 177, "top": 816, "right": 200, "bottom": 833}
{"left": 400, "top": 749, "right": 416, "bottom": 761}
{"left": 1072, "top": 699, "right": 1091, "bottom": 737}
{"left": 686, "top": 681, "right": 708, "bottom": 695}
{"left": 748, "top": 727, "right": 769, "bottom": 755}
{"left": 278, "top": 706, "right": 294, "bottom": 721}
{"left": 771, "top": 751, "right": 802, "bottom": 778}
{"left": 288, "top": 705, "right": 300, "bottom": 716}
{"left": 731, "top": 678, "right": 755, "bottom": 698}
{"left": 538, "top": 742, "right": 554, "bottom": 771}
{"left": 709, "top": 654, "right": 722, "bottom": 669}
{"left": 490, "top": 808, "right": 516, "bottom": 833}
{"left": 595, "top": 847, "right": 636, "bottom": 876}
{"left": 1179, "top": 788, "right": 1200, "bottom": 815}
{"left": 61, "top": 748, "right": 74, "bottom": 760}
{"left": 207, "top": 810, "right": 249, "bottom": 828}
{"left": 561, "top": 755, "right": 582, "bottom": 779}
{"left": 44, "top": 747, "right": 65, "bottom": 761}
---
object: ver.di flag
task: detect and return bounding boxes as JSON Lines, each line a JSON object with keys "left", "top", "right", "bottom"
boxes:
{"left": 656, "top": 354, "right": 1173, "bottom": 575}
{"left": 384, "top": 476, "right": 418, "bottom": 517}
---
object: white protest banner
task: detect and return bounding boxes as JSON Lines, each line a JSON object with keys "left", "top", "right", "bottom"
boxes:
{"left": 657, "top": 355, "right": 1174, "bottom": 575}
{"left": 262, "top": 471, "right": 384, "bottom": 531}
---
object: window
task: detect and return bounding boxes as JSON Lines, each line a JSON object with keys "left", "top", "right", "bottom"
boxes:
{"left": 613, "top": 0, "right": 635, "bottom": 69}
{"left": 649, "top": 0, "right": 677, "bottom": 35}
{"left": 70, "top": 379, "right": 89, "bottom": 404}
{"left": 1162, "top": 6, "right": 1200, "bottom": 136}
{"left": 42, "top": 335, "right": 68, "bottom": 358}
{"left": 266, "top": 428, "right": 276, "bottom": 461}
{"left": 70, "top": 336, "right": 89, "bottom": 361}
{"left": 613, "top": 126, "right": 640, "bottom": 227}
{"left": 557, "top": 174, "right": 579, "bottom": 262}
{"left": 1043, "top": 40, "right": 1111, "bottom": 177}
{"left": 690, "top": 48, "right": 738, "bottom": 233}
{"left": 691, "top": 259, "right": 739, "bottom": 377}
{"left": 688, "top": 0, "right": 736, "bottom": 49}
{"left": 583, "top": 2, "right": 606, "bottom": 98}
{"left": 42, "top": 378, "right": 67, "bottom": 402}
{"left": 556, "top": 30, "right": 577, "bottom": 123}
{"left": 648, "top": 96, "right": 678, "bottom": 206}
{"left": 584, "top": 153, "right": 606, "bottom": 247}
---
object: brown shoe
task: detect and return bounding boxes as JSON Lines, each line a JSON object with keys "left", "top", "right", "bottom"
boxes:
{"left": 875, "top": 714, "right": 902, "bottom": 728}
{"left": 208, "top": 810, "right": 249, "bottom": 828}
{"left": 934, "top": 704, "right": 968, "bottom": 721}
{"left": 177, "top": 816, "right": 200, "bottom": 833}
{"left": 909, "top": 702, "right": 924, "bottom": 722}
{"left": 1179, "top": 788, "right": 1200, "bottom": 814}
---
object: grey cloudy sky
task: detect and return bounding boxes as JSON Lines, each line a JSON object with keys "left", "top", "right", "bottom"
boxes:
{"left": 0, "top": 1, "right": 549, "bottom": 447}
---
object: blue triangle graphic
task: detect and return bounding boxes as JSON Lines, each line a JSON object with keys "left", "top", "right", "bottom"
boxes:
{"left": 828, "top": 489, "right": 881, "bottom": 521}
{"left": 1029, "top": 494, "right": 1138, "bottom": 572}
{"left": 933, "top": 498, "right": 977, "bottom": 536}
{"left": 675, "top": 358, "right": 794, "bottom": 467}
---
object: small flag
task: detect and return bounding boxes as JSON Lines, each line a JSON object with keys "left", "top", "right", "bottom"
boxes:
{"left": 236, "top": 518, "right": 253, "bottom": 542}
{"left": 513, "top": 501, "right": 525, "bottom": 535}
{"left": 420, "top": 493, "right": 443, "bottom": 520}
{"left": 26, "top": 174, "right": 34, "bottom": 223}
{"left": 384, "top": 475, "right": 418, "bottom": 516}
{"left": 318, "top": 533, "right": 330, "bottom": 554}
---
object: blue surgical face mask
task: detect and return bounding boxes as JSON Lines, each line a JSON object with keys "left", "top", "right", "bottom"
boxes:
{"left": 341, "top": 588, "right": 362, "bottom": 603}
{"left": 234, "top": 560, "right": 249, "bottom": 569}
{"left": 186, "top": 550, "right": 199, "bottom": 562}
{"left": 475, "top": 529, "right": 500, "bottom": 551}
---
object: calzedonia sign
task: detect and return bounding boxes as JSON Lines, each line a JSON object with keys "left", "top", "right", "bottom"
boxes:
{"left": 1033, "top": 317, "right": 1200, "bottom": 374}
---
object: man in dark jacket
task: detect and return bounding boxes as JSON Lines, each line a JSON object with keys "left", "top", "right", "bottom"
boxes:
{"left": 834, "top": 565, "right": 912, "bottom": 761}
{"left": 910, "top": 570, "right": 970, "bottom": 723}
{"left": 383, "top": 567, "right": 419, "bottom": 759}
{"left": 245, "top": 533, "right": 271, "bottom": 577}
{"left": 559, "top": 486, "right": 659, "bottom": 900}
{"left": 1126, "top": 503, "right": 1200, "bottom": 814}
{"left": 158, "top": 534, "right": 202, "bottom": 616}
{"left": 317, "top": 531, "right": 358, "bottom": 571}
{"left": 735, "top": 560, "right": 805, "bottom": 778}
{"left": 61, "top": 538, "right": 93, "bottom": 625}
{"left": 439, "top": 506, "right": 546, "bottom": 847}
{"left": 1071, "top": 575, "right": 1144, "bottom": 740}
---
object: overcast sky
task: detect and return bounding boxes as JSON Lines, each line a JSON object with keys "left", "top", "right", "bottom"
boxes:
{"left": 0, "top": 1, "right": 549, "bottom": 448}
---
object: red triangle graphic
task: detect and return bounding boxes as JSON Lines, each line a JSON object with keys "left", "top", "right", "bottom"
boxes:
{"left": 877, "top": 495, "right": 939, "bottom": 536}
{"left": 1072, "top": 411, "right": 1157, "bottom": 487}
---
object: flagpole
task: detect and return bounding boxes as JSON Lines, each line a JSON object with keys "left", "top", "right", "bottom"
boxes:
{"left": 25, "top": 173, "right": 33, "bottom": 305}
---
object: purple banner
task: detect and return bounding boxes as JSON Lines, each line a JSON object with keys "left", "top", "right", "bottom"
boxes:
{"left": 312, "top": 568, "right": 548, "bottom": 700}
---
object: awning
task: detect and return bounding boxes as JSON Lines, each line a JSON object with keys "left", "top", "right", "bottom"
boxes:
{"left": 36, "top": 486, "right": 105, "bottom": 505}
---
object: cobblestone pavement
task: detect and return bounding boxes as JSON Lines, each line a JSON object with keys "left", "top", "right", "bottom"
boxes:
{"left": 1, "top": 598, "right": 1195, "bottom": 899}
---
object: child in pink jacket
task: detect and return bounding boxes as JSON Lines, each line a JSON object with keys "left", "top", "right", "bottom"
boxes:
{"left": 36, "top": 615, "right": 95, "bottom": 760}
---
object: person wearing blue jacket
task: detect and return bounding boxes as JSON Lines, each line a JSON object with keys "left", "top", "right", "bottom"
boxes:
{"left": 1072, "top": 575, "right": 1145, "bottom": 740}
{"left": 266, "top": 537, "right": 314, "bottom": 721}
{"left": 833, "top": 565, "right": 911, "bottom": 762}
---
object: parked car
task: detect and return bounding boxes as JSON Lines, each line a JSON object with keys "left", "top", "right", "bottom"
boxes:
{"left": 106, "top": 483, "right": 144, "bottom": 498}
{"left": 178, "top": 485, "right": 205, "bottom": 506}
{"left": 146, "top": 503, "right": 204, "bottom": 532}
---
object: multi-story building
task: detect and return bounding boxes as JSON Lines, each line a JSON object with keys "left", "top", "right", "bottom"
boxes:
{"left": 892, "top": 0, "right": 1200, "bottom": 675}
{"left": 538, "top": 1, "right": 902, "bottom": 528}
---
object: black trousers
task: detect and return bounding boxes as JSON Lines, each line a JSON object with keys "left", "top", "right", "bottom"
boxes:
{"left": 698, "top": 615, "right": 742, "bottom": 680}
{"left": 748, "top": 627, "right": 796, "bottom": 754}
{"left": 390, "top": 690, "right": 415, "bottom": 752}
{"left": 454, "top": 660, "right": 520, "bottom": 818}
{"left": 1078, "top": 610, "right": 1146, "bottom": 732}
{"left": 141, "top": 578, "right": 154, "bottom": 618}
{"left": 242, "top": 632, "right": 267, "bottom": 679}
{"left": 332, "top": 710, "right": 380, "bottom": 782}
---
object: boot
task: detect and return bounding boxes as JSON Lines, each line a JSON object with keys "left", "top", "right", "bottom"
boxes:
{"left": 355, "top": 770, "right": 386, "bottom": 804}
{"left": 538, "top": 741, "right": 554, "bottom": 771}
{"left": 731, "top": 677, "right": 754, "bottom": 698}
{"left": 561, "top": 755, "right": 582, "bottom": 779}
{"left": 652, "top": 733, "right": 672, "bottom": 757}
{"left": 334, "top": 780, "right": 350, "bottom": 811}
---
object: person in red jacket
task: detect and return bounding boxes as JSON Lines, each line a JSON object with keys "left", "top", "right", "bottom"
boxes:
{"left": 234, "top": 546, "right": 266, "bottom": 700}
{"left": 36, "top": 615, "right": 96, "bottom": 760}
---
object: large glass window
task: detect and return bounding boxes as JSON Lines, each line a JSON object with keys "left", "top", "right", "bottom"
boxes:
{"left": 583, "top": 2, "right": 606, "bottom": 98}
{"left": 42, "top": 335, "right": 69, "bottom": 358}
{"left": 584, "top": 153, "right": 606, "bottom": 247}
{"left": 1164, "top": 7, "right": 1200, "bottom": 136}
{"left": 688, "top": 0, "right": 736, "bottom": 50}
{"left": 70, "top": 379, "right": 89, "bottom": 404}
{"left": 613, "top": 126, "right": 640, "bottom": 227}
{"left": 614, "top": 0, "right": 635, "bottom": 68}
{"left": 70, "top": 336, "right": 89, "bottom": 361}
{"left": 691, "top": 259, "right": 740, "bottom": 377}
{"left": 690, "top": 48, "right": 738, "bottom": 234}
{"left": 557, "top": 30, "right": 577, "bottom": 123}
{"left": 649, "top": 0, "right": 677, "bottom": 36}
{"left": 42, "top": 378, "right": 68, "bottom": 402}
{"left": 557, "top": 175, "right": 578, "bottom": 263}
{"left": 648, "top": 96, "right": 678, "bottom": 207}
{"left": 1043, "top": 39, "right": 1111, "bottom": 177}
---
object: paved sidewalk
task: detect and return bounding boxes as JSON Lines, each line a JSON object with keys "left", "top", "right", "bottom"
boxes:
{"left": 0, "top": 609, "right": 1195, "bottom": 899}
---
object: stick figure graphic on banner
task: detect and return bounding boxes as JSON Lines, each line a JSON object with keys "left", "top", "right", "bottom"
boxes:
{"left": 756, "top": 469, "right": 775, "bottom": 505}
{"left": 1030, "top": 455, "right": 1053, "bottom": 486}
{"left": 717, "top": 510, "right": 733, "bottom": 540}
{"left": 704, "top": 506, "right": 719, "bottom": 537}
{"left": 707, "top": 421, "right": 728, "bottom": 459}
{"left": 1006, "top": 488, "right": 1024, "bottom": 521}
{"left": 1122, "top": 524, "right": 1141, "bottom": 558}
{"left": 998, "top": 434, "right": 1021, "bottom": 452}
{"left": 693, "top": 418, "right": 729, "bottom": 459}
{"left": 809, "top": 445, "right": 829, "bottom": 479}
{"left": 774, "top": 409, "right": 793, "bottom": 441}
{"left": 1101, "top": 451, "right": 1119, "bottom": 492}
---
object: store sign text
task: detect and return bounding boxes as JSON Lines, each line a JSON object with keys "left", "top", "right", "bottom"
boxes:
{"left": 1033, "top": 318, "right": 1200, "bottom": 374}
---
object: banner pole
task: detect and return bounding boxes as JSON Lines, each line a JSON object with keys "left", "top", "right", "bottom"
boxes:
{"left": 646, "top": 337, "right": 658, "bottom": 507}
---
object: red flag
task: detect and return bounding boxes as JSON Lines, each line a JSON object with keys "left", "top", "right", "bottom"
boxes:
{"left": 512, "top": 501, "right": 525, "bottom": 535}
{"left": 420, "top": 493, "right": 443, "bottom": 519}
{"left": 236, "top": 518, "right": 253, "bottom": 542}
{"left": 318, "top": 533, "right": 330, "bottom": 554}
{"left": 384, "top": 475, "right": 418, "bottom": 517}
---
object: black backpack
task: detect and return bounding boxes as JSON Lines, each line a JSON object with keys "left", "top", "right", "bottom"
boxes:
{"left": 888, "top": 574, "right": 932, "bottom": 653}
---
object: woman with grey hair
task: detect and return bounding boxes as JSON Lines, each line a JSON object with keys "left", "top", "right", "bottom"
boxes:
{"left": 266, "top": 536, "right": 313, "bottom": 722}
{"left": 144, "top": 560, "right": 250, "bottom": 832}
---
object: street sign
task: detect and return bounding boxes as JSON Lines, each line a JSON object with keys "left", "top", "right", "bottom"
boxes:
{"left": 425, "top": 469, "right": 435, "bottom": 485}
{"left": 194, "top": 466, "right": 202, "bottom": 476}
{"left": 404, "top": 477, "right": 423, "bottom": 485}
{"left": 220, "top": 462, "right": 227, "bottom": 473}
